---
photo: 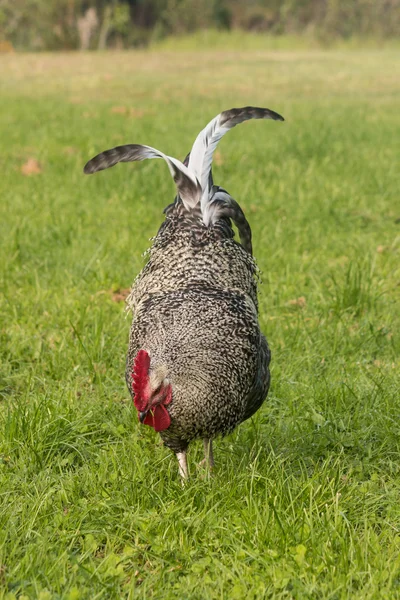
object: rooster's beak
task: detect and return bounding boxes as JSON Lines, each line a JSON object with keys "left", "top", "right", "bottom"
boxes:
{"left": 139, "top": 411, "right": 147, "bottom": 423}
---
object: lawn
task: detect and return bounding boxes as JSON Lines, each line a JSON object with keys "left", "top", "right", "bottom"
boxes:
{"left": 0, "top": 47, "right": 399, "bottom": 599}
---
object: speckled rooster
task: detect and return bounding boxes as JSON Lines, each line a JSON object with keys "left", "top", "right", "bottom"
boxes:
{"left": 84, "top": 106, "right": 284, "bottom": 478}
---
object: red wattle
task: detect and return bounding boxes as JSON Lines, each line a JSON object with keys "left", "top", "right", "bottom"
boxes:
{"left": 143, "top": 411, "right": 155, "bottom": 428}
{"left": 153, "top": 405, "right": 171, "bottom": 432}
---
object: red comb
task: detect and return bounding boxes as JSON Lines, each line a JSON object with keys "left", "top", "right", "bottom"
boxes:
{"left": 132, "top": 350, "right": 150, "bottom": 411}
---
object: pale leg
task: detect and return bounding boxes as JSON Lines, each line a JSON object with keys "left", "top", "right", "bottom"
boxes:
{"left": 177, "top": 451, "right": 188, "bottom": 480}
{"left": 203, "top": 438, "right": 214, "bottom": 468}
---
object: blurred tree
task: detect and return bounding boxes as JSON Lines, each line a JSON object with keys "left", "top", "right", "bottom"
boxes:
{"left": 77, "top": 6, "right": 98, "bottom": 50}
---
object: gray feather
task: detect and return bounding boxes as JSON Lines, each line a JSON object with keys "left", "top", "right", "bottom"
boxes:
{"left": 187, "top": 106, "right": 284, "bottom": 215}
{"left": 84, "top": 144, "right": 201, "bottom": 210}
{"left": 203, "top": 189, "right": 253, "bottom": 254}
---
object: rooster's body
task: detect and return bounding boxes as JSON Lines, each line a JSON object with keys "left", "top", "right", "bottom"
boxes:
{"left": 84, "top": 107, "right": 283, "bottom": 478}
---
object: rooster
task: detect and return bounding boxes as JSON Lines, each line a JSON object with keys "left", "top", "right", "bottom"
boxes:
{"left": 84, "top": 106, "right": 284, "bottom": 478}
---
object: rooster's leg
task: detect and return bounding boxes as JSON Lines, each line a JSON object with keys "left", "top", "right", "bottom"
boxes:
{"left": 177, "top": 451, "right": 188, "bottom": 480}
{"left": 203, "top": 438, "right": 214, "bottom": 468}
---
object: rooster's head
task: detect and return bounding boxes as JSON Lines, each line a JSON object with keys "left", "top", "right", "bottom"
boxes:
{"left": 132, "top": 350, "right": 172, "bottom": 432}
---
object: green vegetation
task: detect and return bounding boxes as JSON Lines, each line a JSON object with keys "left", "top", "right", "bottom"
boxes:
{"left": 153, "top": 29, "right": 400, "bottom": 51}
{"left": 0, "top": 48, "right": 399, "bottom": 598}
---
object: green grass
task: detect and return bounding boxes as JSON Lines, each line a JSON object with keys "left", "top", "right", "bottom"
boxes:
{"left": 0, "top": 48, "right": 399, "bottom": 599}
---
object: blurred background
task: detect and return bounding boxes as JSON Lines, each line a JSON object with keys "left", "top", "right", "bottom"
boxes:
{"left": 1, "top": 0, "right": 400, "bottom": 52}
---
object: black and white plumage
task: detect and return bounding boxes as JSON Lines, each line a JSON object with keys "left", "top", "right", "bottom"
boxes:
{"left": 84, "top": 106, "right": 284, "bottom": 478}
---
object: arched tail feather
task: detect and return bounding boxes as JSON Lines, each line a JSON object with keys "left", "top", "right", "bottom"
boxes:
{"left": 203, "top": 190, "right": 253, "bottom": 255}
{"left": 84, "top": 144, "right": 201, "bottom": 210}
{"left": 187, "top": 106, "right": 284, "bottom": 214}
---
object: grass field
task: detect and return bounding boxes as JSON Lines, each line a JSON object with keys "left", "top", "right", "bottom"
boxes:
{"left": 0, "top": 47, "right": 399, "bottom": 599}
